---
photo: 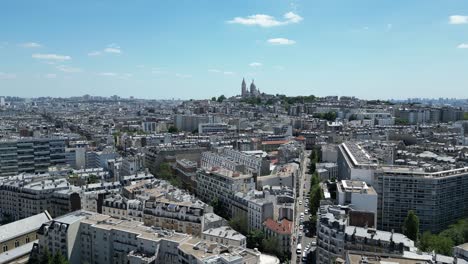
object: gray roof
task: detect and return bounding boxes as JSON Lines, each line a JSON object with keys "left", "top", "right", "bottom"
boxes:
{"left": 345, "top": 226, "right": 414, "bottom": 248}
{"left": 0, "top": 212, "right": 52, "bottom": 243}
{"left": 0, "top": 240, "right": 37, "bottom": 263}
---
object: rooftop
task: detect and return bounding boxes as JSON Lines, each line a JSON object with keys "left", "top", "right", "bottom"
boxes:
{"left": 202, "top": 226, "right": 245, "bottom": 241}
{"left": 338, "top": 180, "right": 377, "bottom": 195}
{"left": 263, "top": 218, "right": 293, "bottom": 235}
{"left": 0, "top": 211, "right": 52, "bottom": 243}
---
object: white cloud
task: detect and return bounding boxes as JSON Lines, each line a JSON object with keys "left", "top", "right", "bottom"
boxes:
{"left": 99, "top": 72, "right": 118, "bottom": 76}
{"left": 90, "top": 44, "right": 122, "bottom": 56}
{"left": 0, "top": 72, "right": 16, "bottom": 79}
{"left": 104, "top": 44, "right": 122, "bottom": 54}
{"left": 249, "top": 62, "right": 263, "bottom": 67}
{"left": 208, "top": 69, "right": 235, "bottom": 75}
{"left": 45, "top": 73, "right": 57, "bottom": 79}
{"left": 267, "top": 38, "right": 296, "bottom": 45}
{"left": 457, "top": 43, "right": 468, "bottom": 49}
{"left": 104, "top": 47, "right": 121, "bottom": 54}
{"left": 284, "top": 12, "right": 303, "bottom": 23}
{"left": 228, "top": 12, "right": 303, "bottom": 27}
{"left": 20, "top": 42, "right": 42, "bottom": 48}
{"left": 88, "top": 51, "right": 101, "bottom": 56}
{"left": 56, "top": 65, "right": 82, "bottom": 73}
{"left": 450, "top": 15, "right": 468, "bottom": 24}
{"left": 32, "top": 53, "right": 71, "bottom": 61}
{"left": 175, "top": 73, "right": 192, "bottom": 79}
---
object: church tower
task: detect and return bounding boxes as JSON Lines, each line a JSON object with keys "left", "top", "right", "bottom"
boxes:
{"left": 250, "top": 80, "right": 257, "bottom": 96}
{"left": 241, "top": 78, "right": 247, "bottom": 97}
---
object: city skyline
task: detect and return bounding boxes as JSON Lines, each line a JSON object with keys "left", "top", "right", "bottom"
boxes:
{"left": 2, "top": 0, "right": 468, "bottom": 99}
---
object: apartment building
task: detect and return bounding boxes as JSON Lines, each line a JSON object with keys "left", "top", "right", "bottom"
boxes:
{"left": 0, "top": 177, "right": 81, "bottom": 220}
{"left": 102, "top": 194, "right": 143, "bottom": 222}
{"left": 144, "top": 145, "right": 206, "bottom": 175}
{"left": 337, "top": 141, "right": 378, "bottom": 184}
{"left": 263, "top": 218, "right": 293, "bottom": 255}
{"left": 0, "top": 211, "right": 52, "bottom": 262}
{"left": 316, "top": 205, "right": 414, "bottom": 264}
{"left": 196, "top": 167, "right": 255, "bottom": 217}
{"left": 143, "top": 196, "right": 209, "bottom": 236}
{"left": 375, "top": 166, "right": 468, "bottom": 233}
{"left": 35, "top": 210, "right": 263, "bottom": 264}
{"left": 0, "top": 137, "right": 66, "bottom": 176}
{"left": 337, "top": 180, "right": 378, "bottom": 226}
{"left": 198, "top": 123, "right": 230, "bottom": 134}
{"left": 200, "top": 147, "right": 270, "bottom": 176}
{"left": 201, "top": 226, "right": 247, "bottom": 247}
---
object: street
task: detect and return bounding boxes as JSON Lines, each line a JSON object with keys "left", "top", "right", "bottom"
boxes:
{"left": 290, "top": 150, "right": 316, "bottom": 263}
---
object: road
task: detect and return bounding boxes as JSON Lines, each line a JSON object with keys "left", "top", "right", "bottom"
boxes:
{"left": 291, "top": 150, "right": 315, "bottom": 263}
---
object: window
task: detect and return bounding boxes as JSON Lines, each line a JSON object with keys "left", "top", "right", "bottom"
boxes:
{"left": 26, "top": 237, "right": 30, "bottom": 243}
{"left": 2, "top": 245, "right": 7, "bottom": 252}
{"left": 15, "top": 241, "right": 19, "bottom": 248}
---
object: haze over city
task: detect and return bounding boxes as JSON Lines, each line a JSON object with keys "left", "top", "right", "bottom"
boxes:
{"left": 2, "top": 0, "right": 468, "bottom": 99}
{"left": 2, "top": 2, "right": 468, "bottom": 264}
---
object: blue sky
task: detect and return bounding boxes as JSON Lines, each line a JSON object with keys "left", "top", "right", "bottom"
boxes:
{"left": 1, "top": 0, "right": 468, "bottom": 99}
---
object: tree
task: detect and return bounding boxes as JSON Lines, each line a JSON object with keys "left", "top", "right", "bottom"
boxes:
{"left": 348, "top": 114, "right": 357, "bottom": 121}
{"left": 168, "top": 126, "right": 178, "bottom": 133}
{"left": 158, "top": 163, "right": 173, "bottom": 180}
{"left": 87, "top": 174, "right": 99, "bottom": 184}
{"left": 210, "top": 197, "right": 227, "bottom": 218}
{"left": 309, "top": 184, "right": 324, "bottom": 215}
{"left": 308, "top": 162, "right": 316, "bottom": 174}
{"left": 310, "top": 172, "right": 320, "bottom": 187}
{"left": 39, "top": 248, "right": 52, "bottom": 264}
{"left": 418, "top": 231, "right": 454, "bottom": 255}
{"left": 211, "top": 97, "right": 216, "bottom": 101}
{"left": 217, "top": 95, "right": 226, "bottom": 103}
{"left": 403, "top": 210, "right": 419, "bottom": 242}
{"left": 262, "top": 237, "right": 284, "bottom": 260}
{"left": 229, "top": 215, "right": 248, "bottom": 235}
{"left": 247, "top": 230, "right": 265, "bottom": 250}
{"left": 52, "top": 252, "right": 69, "bottom": 264}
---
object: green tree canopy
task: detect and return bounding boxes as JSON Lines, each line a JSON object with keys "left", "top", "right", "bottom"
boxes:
{"left": 168, "top": 126, "right": 179, "bottom": 133}
{"left": 403, "top": 210, "right": 419, "bottom": 242}
{"left": 229, "top": 215, "right": 248, "bottom": 235}
{"left": 247, "top": 229, "right": 265, "bottom": 249}
{"left": 217, "top": 95, "right": 226, "bottom": 103}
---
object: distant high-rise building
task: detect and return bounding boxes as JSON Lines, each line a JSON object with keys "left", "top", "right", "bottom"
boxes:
{"left": 0, "top": 97, "right": 5, "bottom": 107}
{"left": 0, "top": 137, "right": 66, "bottom": 176}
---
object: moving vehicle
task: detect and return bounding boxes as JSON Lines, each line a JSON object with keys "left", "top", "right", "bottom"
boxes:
{"left": 296, "top": 243, "right": 302, "bottom": 254}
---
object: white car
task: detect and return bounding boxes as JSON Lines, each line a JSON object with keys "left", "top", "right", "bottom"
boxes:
{"left": 299, "top": 200, "right": 302, "bottom": 205}
{"left": 300, "top": 212, "right": 304, "bottom": 217}
{"left": 299, "top": 225, "right": 304, "bottom": 231}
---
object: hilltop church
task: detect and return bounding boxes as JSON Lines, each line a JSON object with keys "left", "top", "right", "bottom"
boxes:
{"left": 241, "top": 78, "right": 260, "bottom": 97}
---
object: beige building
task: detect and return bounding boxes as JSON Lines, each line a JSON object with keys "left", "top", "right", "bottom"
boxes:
{"left": 0, "top": 211, "right": 52, "bottom": 263}
{"left": 201, "top": 226, "right": 247, "bottom": 248}
{"left": 36, "top": 210, "right": 264, "bottom": 264}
